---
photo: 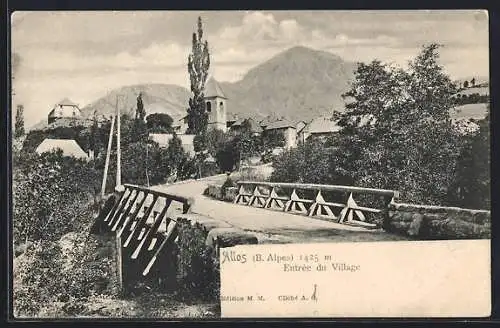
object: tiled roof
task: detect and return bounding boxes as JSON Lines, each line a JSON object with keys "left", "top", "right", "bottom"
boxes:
{"left": 55, "top": 98, "right": 79, "bottom": 107}
{"left": 303, "top": 116, "right": 341, "bottom": 134}
{"left": 246, "top": 118, "right": 263, "bottom": 133}
{"left": 148, "top": 133, "right": 196, "bottom": 156}
{"left": 231, "top": 117, "right": 247, "bottom": 127}
{"left": 265, "top": 119, "right": 296, "bottom": 130}
{"left": 205, "top": 77, "right": 227, "bottom": 99}
{"left": 35, "top": 138, "right": 88, "bottom": 160}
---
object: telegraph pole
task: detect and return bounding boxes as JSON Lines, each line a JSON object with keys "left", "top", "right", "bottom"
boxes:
{"left": 101, "top": 115, "right": 116, "bottom": 198}
{"left": 115, "top": 95, "right": 124, "bottom": 192}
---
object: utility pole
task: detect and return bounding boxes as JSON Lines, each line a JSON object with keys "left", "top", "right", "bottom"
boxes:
{"left": 101, "top": 115, "right": 116, "bottom": 198}
{"left": 115, "top": 95, "right": 124, "bottom": 192}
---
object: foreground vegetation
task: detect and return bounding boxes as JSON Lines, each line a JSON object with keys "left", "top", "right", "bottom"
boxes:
{"left": 12, "top": 148, "right": 220, "bottom": 318}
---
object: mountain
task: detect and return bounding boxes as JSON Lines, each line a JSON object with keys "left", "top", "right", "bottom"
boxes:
{"left": 221, "top": 46, "right": 356, "bottom": 121}
{"left": 29, "top": 46, "right": 356, "bottom": 131}
{"left": 80, "top": 84, "right": 191, "bottom": 120}
{"left": 82, "top": 46, "right": 356, "bottom": 123}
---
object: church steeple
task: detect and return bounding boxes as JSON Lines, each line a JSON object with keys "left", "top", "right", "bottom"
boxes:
{"left": 204, "top": 77, "right": 228, "bottom": 132}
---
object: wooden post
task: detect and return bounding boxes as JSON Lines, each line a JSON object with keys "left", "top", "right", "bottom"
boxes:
{"left": 101, "top": 115, "right": 116, "bottom": 198}
{"left": 115, "top": 232, "right": 124, "bottom": 295}
{"left": 116, "top": 96, "right": 123, "bottom": 190}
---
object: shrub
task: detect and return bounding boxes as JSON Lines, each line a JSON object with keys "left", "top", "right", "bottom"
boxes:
{"left": 175, "top": 220, "right": 219, "bottom": 302}
{"left": 13, "top": 150, "right": 99, "bottom": 246}
{"left": 13, "top": 240, "right": 65, "bottom": 317}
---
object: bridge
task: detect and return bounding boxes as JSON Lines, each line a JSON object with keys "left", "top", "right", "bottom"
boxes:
{"left": 151, "top": 175, "right": 406, "bottom": 244}
{"left": 92, "top": 171, "right": 490, "bottom": 296}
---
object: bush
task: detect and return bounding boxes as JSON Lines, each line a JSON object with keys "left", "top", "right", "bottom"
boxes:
{"left": 270, "top": 138, "right": 352, "bottom": 185}
{"left": 13, "top": 150, "right": 99, "bottom": 245}
{"left": 175, "top": 220, "right": 219, "bottom": 302}
{"left": 13, "top": 240, "right": 66, "bottom": 317}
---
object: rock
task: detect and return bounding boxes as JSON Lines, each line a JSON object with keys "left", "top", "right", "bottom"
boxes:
{"left": 176, "top": 213, "right": 233, "bottom": 232}
{"left": 223, "top": 187, "right": 239, "bottom": 202}
{"left": 206, "top": 227, "right": 258, "bottom": 249}
{"left": 407, "top": 213, "right": 424, "bottom": 237}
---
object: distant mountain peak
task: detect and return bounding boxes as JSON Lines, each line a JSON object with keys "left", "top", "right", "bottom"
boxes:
{"left": 272, "top": 45, "right": 343, "bottom": 61}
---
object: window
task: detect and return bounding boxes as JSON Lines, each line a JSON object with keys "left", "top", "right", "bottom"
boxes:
{"left": 206, "top": 102, "right": 212, "bottom": 112}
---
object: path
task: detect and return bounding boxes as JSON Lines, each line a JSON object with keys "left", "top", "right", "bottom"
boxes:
{"left": 152, "top": 175, "right": 408, "bottom": 244}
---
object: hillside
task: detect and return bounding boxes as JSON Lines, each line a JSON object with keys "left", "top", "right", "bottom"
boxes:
{"left": 34, "top": 46, "right": 356, "bottom": 128}
{"left": 80, "top": 84, "right": 191, "bottom": 120}
{"left": 221, "top": 46, "right": 356, "bottom": 121}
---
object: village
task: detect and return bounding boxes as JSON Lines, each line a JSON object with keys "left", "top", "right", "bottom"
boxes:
{"left": 11, "top": 11, "right": 490, "bottom": 320}
{"left": 31, "top": 76, "right": 343, "bottom": 168}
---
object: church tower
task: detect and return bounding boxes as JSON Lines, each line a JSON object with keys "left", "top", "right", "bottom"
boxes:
{"left": 204, "top": 77, "right": 227, "bottom": 132}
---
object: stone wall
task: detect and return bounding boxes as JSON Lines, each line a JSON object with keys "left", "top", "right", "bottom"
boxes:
{"left": 204, "top": 184, "right": 238, "bottom": 202}
{"left": 385, "top": 202, "right": 490, "bottom": 240}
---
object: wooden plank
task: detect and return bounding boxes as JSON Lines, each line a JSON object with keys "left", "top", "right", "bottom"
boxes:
{"left": 104, "top": 189, "right": 128, "bottom": 222}
{"left": 112, "top": 191, "right": 147, "bottom": 232}
{"left": 131, "top": 205, "right": 169, "bottom": 259}
{"left": 322, "top": 204, "right": 336, "bottom": 217}
{"left": 124, "top": 184, "right": 191, "bottom": 205}
{"left": 349, "top": 205, "right": 381, "bottom": 213}
{"left": 123, "top": 194, "right": 160, "bottom": 247}
{"left": 237, "top": 181, "right": 398, "bottom": 198}
{"left": 115, "top": 232, "right": 124, "bottom": 296}
{"left": 142, "top": 221, "right": 178, "bottom": 276}
{"left": 108, "top": 189, "right": 137, "bottom": 227}
{"left": 318, "top": 201, "right": 346, "bottom": 208}
{"left": 307, "top": 203, "right": 318, "bottom": 217}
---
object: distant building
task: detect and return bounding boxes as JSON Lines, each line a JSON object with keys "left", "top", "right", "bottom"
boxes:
{"left": 35, "top": 138, "right": 89, "bottom": 160}
{"left": 265, "top": 119, "right": 297, "bottom": 149}
{"left": 299, "top": 116, "right": 341, "bottom": 142}
{"left": 230, "top": 117, "right": 263, "bottom": 136}
{"left": 173, "top": 115, "right": 189, "bottom": 134}
{"left": 229, "top": 117, "right": 247, "bottom": 131}
{"left": 47, "top": 98, "right": 82, "bottom": 124}
{"left": 295, "top": 120, "right": 307, "bottom": 133}
{"left": 148, "top": 133, "right": 196, "bottom": 157}
{"left": 205, "top": 77, "right": 228, "bottom": 132}
{"left": 226, "top": 113, "right": 239, "bottom": 129}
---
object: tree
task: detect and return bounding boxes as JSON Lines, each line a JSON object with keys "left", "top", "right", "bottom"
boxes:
{"left": 262, "top": 129, "right": 286, "bottom": 150}
{"left": 471, "top": 77, "right": 476, "bottom": 87}
{"left": 146, "top": 113, "right": 173, "bottom": 133}
{"left": 334, "top": 43, "right": 460, "bottom": 204}
{"left": 450, "top": 107, "right": 490, "bottom": 209}
{"left": 14, "top": 104, "right": 25, "bottom": 138}
{"left": 193, "top": 129, "right": 226, "bottom": 155}
{"left": 463, "top": 80, "right": 469, "bottom": 88}
{"left": 136, "top": 92, "right": 146, "bottom": 121}
{"left": 186, "top": 17, "right": 210, "bottom": 135}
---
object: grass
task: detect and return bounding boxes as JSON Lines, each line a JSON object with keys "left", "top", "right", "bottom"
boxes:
{"left": 229, "top": 164, "right": 274, "bottom": 182}
{"left": 451, "top": 103, "right": 488, "bottom": 120}
{"left": 456, "top": 86, "right": 489, "bottom": 96}
{"left": 36, "top": 293, "right": 219, "bottom": 319}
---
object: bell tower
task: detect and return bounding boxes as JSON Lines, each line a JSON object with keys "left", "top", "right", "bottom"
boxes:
{"left": 204, "top": 77, "right": 227, "bottom": 132}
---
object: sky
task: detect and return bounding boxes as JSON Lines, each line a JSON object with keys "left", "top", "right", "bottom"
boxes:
{"left": 11, "top": 10, "right": 489, "bottom": 128}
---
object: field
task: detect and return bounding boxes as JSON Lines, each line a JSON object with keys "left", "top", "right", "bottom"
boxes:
{"left": 451, "top": 103, "right": 488, "bottom": 120}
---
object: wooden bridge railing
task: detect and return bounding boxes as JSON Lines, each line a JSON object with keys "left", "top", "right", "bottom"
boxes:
{"left": 234, "top": 181, "right": 399, "bottom": 228}
{"left": 100, "top": 184, "right": 194, "bottom": 276}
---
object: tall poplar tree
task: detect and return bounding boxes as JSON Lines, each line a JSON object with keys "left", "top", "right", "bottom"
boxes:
{"left": 186, "top": 16, "right": 210, "bottom": 135}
